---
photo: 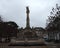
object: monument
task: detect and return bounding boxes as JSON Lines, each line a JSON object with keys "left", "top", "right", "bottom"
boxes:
{"left": 23, "top": 7, "right": 33, "bottom": 38}
{"left": 17, "top": 6, "right": 45, "bottom": 39}
{"left": 26, "top": 6, "right": 30, "bottom": 29}
{"left": 18, "top": 6, "right": 37, "bottom": 39}
{"left": 9, "top": 6, "right": 46, "bottom": 46}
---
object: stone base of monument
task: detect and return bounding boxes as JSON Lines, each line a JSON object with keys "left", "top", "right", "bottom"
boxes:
{"left": 8, "top": 38, "right": 46, "bottom": 46}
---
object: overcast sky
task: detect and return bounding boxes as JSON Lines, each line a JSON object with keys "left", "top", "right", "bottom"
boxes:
{"left": 0, "top": 0, "right": 60, "bottom": 28}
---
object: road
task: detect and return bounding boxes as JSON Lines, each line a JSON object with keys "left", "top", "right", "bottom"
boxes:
{"left": 0, "top": 42, "right": 60, "bottom": 48}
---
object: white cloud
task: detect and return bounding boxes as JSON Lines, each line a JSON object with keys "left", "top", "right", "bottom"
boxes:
{"left": 0, "top": 0, "right": 59, "bottom": 28}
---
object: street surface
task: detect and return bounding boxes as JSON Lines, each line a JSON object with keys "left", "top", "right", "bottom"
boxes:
{"left": 0, "top": 42, "right": 60, "bottom": 48}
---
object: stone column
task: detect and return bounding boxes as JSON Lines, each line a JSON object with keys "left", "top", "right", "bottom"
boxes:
{"left": 26, "top": 6, "right": 30, "bottom": 29}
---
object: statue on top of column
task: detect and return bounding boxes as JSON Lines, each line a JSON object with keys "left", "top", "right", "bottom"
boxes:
{"left": 26, "top": 6, "right": 30, "bottom": 13}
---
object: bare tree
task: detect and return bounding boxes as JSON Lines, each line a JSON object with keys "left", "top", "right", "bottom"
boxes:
{"left": 46, "top": 4, "right": 60, "bottom": 31}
